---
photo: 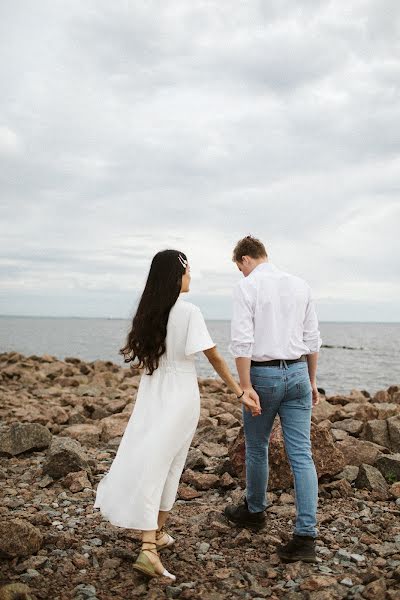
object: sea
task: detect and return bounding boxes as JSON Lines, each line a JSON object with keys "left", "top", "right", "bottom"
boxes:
{"left": 0, "top": 317, "right": 399, "bottom": 396}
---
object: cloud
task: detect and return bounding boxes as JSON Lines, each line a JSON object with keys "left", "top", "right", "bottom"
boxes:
{"left": 0, "top": 0, "right": 399, "bottom": 320}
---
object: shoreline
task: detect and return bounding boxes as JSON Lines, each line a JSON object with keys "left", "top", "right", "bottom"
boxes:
{"left": 1, "top": 351, "right": 400, "bottom": 599}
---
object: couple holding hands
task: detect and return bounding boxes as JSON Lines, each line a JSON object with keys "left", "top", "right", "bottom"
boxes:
{"left": 94, "top": 235, "right": 322, "bottom": 581}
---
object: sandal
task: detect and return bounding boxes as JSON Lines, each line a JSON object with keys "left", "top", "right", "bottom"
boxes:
{"left": 156, "top": 526, "right": 176, "bottom": 551}
{"left": 132, "top": 542, "right": 176, "bottom": 581}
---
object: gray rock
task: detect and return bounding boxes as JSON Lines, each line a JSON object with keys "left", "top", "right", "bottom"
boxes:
{"left": 333, "top": 418, "right": 363, "bottom": 435}
{"left": 361, "top": 419, "right": 390, "bottom": 448}
{"left": 355, "top": 463, "right": 389, "bottom": 494}
{"left": 185, "top": 447, "right": 208, "bottom": 470}
{"left": 42, "top": 436, "right": 90, "bottom": 479}
{"left": 375, "top": 453, "right": 400, "bottom": 480}
{"left": 0, "top": 422, "right": 52, "bottom": 456}
{"left": 387, "top": 416, "right": 400, "bottom": 452}
{"left": 335, "top": 465, "right": 359, "bottom": 483}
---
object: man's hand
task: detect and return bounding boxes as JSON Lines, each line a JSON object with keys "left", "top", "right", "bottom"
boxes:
{"left": 241, "top": 387, "right": 261, "bottom": 416}
{"left": 311, "top": 381, "right": 320, "bottom": 406}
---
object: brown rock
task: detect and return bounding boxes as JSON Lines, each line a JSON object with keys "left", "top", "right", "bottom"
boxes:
{"left": 228, "top": 423, "right": 346, "bottom": 489}
{"left": 0, "top": 422, "right": 52, "bottom": 456}
{"left": 336, "top": 437, "right": 386, "bottom": 467}
{"left": 373, "top": 390, "right": 390, "bottom": 403}
{"left": 361, "top": 420, "right": 390, "bottom": 449}
{"left": 181, "top": 469, "right": 219, "bottom": 490}
{"left": 100, "top": 413, "right": 129, "bottom": 442}
{"left": 389, "top": 481, "right": 400, "bottom": 498}
{"left": 299, "top": 575, "right": 337, "bottom": 591}
{"left": 362, "top": 578, "right": 386, "bottom": 600}
{"left": 0, "top": 518, "right": 43, "bottom": 558}
{"left": 312, "top": 399, "right": 337, "bottom": 423}
{"left": 387, "top": 415, "right": 400, "bottom": 451}
{"left": 42, "top": 436, "right": 90, "bottom": 479}
{"left": 178, "top": 484, "right": 202, "bottom": 500}
{"left": 63, "top": 423, "right": 101, "bottom": 446}
{"left": 62, "top": 469, "right": 92, "bottom": 492}
{"left": 0, "top": 583, "right": 34, "bottom": 600}
{"left": 216, "top": 412, "right": 240, "bottom": 428}
{"left": 374, "top": 403, "right": 399, "bottom": 420}
{"left": 219, "top": 472, "right": 236, "bottom": 488}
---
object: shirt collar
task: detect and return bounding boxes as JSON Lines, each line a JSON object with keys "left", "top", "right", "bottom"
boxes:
{"left": 251, "top": 262, "right": 276, "bottom": 275}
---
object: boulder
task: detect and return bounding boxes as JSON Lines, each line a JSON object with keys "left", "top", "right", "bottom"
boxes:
{"left": 0, "top": 583, "right": 34, "bottom": 600}
{"left": 373, "top": 390, "right": 390, "bottom": 403}
{"left": 0, "top": 518, "right": 43, "bottom": 558}
{"left": 387, "top": 415, "right": 400, "bottom": 452}
{"left": 361, "top": 420, "right": 390, "bottom": 449}
{"left": 228, "top": 423, "right": 345, "bottom": 490}
{"left": 374, "top": 403, "right": 399, "bottom": 420}
{"left": 336, "top": 437, "right": 387, "bottom": 467}
{"left": 332, "top": 419, "right": 363, "bottom": 435}
{"left": 0, "top": 422, "right": 52, "bottom": 456}
{"left": 312, "top": 399, "right": 337, "bottom": 423}
{"left": 185, "top": 447, "right": 209, "bottom": 470}
{"left": 334, "top": 465, "right": 359, "bottom": 483}
{"left": 354, "top": 464, "right": 389, "bottom": 497}
{"left": 100, "top": 413, "right": 129, "bottom": 442}
{"left": 63, "top": 423, "right": 102, "bottom": 446}
{"left": 198, "top": 441, "right": 228, "bottom": 458}
{"left": 181, "top": 469, "right": 219, "bottom": 490}
{"left": 42, "top": 436, "right": 90, "bottom": 479}
{"left": 375, "top": 453, "right": 400, "bottom": 480}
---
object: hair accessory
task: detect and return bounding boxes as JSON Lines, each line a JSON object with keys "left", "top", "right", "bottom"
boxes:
{"left": 178, "top": 254, "right": 188, "bottom": 268}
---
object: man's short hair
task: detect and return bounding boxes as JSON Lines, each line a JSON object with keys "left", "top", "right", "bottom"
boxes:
{"left": 232, "top": 235, "right": 268, "bottom": 263}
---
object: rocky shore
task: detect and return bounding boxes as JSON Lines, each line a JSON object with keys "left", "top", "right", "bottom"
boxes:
{"left": 0, "top": 352, "right": 399, "bottom": 600}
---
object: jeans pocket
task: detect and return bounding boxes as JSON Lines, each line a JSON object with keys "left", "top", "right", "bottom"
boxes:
{"left": 295, "top": 379, "right": 312, "bottom": 400}
{"left": 253, "top": 383, "right": 278, "bottom": 399}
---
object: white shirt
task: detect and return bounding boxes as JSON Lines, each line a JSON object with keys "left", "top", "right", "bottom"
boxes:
{"left": 230, "top": 262, "right": 322, "bottom": 360}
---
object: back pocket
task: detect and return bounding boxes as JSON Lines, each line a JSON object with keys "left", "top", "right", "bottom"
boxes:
{"left": 295, "top": 379, "right": 312, "bottom": 399}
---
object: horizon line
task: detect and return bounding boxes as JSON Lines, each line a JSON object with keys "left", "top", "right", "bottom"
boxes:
{"left": 0, "top": 314, "right": 399, "bottom": 325}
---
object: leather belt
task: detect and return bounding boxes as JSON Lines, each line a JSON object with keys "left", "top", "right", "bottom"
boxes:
{"left": 251, "top": 356, "right": 306, "bottom": 367}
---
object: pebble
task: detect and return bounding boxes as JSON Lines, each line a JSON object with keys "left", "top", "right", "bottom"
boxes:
{"left": 89, "top": 537, "right": 102, "bottom": 546}
{"left": 197, "top": 542, "right": 210, "bottom": 554}
{"left": 340, "top": 577, "right": 353, "bottom": 587}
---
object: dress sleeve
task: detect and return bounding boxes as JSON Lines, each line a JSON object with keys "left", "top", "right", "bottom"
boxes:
{"left": 185, "top": 306, "right": 215, "bottom": 357}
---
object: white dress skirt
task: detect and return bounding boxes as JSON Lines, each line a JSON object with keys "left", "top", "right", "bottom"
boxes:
{"left": 93, "top": 297, "right": 215, "bottom": 531}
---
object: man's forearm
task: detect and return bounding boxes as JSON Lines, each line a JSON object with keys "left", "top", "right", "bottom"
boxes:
{"left": 235, "top": 357, "right": 252, "bottom": 389}
{"left": 306, "top": 352, "right": 318, "bottom": 383}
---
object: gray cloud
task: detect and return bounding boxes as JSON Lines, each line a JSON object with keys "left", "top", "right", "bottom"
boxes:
{"left": 0, "top": 0, "right": 399, "bottom": 320}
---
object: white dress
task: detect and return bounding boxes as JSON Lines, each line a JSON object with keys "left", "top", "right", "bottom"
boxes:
{"left": 93, "top": 297, "right": 215, "bottom": 530}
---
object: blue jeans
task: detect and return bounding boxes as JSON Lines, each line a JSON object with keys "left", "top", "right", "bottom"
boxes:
{"left": 243, "top": 360, "right": 318, "bottom": 538}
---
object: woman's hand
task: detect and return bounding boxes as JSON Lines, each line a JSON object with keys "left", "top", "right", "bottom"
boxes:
{"left": 242, "top": 388, "right": 261, "bottom": 416}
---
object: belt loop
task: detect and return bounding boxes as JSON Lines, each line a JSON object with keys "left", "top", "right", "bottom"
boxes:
{"left": 279, "top": 359, "right": 282, "bottom": 369}
{"left": 283, "top": 359, "right": 288, "bottom": 369}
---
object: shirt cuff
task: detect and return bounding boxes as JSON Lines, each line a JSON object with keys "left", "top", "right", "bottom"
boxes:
{"left": 229, "top": 342, "right": 253, "bottom": 358}
{"left": 303, "top": 333, "right": 322, "bottom": 354}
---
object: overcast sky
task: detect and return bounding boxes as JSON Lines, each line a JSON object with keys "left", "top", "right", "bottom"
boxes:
{"left": 1, "top": 0, "right": 399, "bottom": 321}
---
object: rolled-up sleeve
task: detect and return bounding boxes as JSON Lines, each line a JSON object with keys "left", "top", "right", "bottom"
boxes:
{"left": 303, "top": 287, "right": 322, "bottom": 353}
{"left": 229, "top": 282, "right": 254, "bottom": 358}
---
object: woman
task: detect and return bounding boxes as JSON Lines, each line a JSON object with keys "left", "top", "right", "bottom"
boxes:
{"left": 93, "top": 250, "right": 261, "bottom": 581}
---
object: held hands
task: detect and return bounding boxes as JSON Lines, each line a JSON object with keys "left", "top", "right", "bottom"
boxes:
{"left": 241, "top": 387, "right": 262, "bottom": 416}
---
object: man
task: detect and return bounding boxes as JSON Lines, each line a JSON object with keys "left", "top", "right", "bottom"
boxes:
{"left": 224, "top": 235, "right": 322, "bottom": 563}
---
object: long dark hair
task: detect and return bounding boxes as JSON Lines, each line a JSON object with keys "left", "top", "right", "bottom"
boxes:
{"left": 120, "top": 249, "right": 187, "bottom": 375}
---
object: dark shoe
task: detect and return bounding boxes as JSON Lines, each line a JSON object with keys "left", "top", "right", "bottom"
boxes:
{"left": 224, "top": 498, "right": 266, "bottom": 530}
{"left": 277, "top": 534, "right": 317, "bottom": 563}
